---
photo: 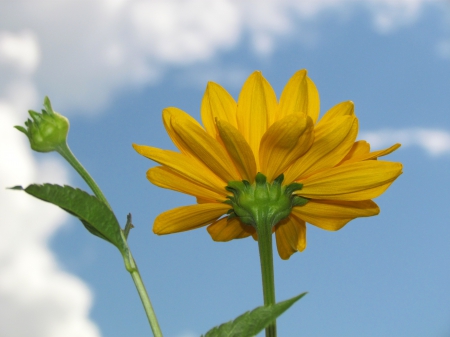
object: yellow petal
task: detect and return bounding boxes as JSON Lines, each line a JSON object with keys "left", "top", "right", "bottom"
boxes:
{"left": 154, "top": 203, "right": 231, "bottom": 234}
{"left": 259, "top": 114, "right": 314, "bottom": 182}
{"left": 339, "top": 140, "right": 370, "bottom": 163}
{"left": 162, "top": 107, "right": 203, "bottom": 157}
{"left": 133, "top": 144, "right": 226, "bottom": 194}
{"left": 341, "top": 143, "right": 401, "bottom": 165}
{"left": 306, "top": 76, "right": 320, "bottom": 124}
{"left": 292, "top": 199, "right": 379, "bottom": 231}
{"left": 237, "top": 71, "right": 277, "bottom": 167}
{"left": 298, "top": 161, "right": 403, "bottom": 200}
{"left": 318, "top": 101, "right": 354, "bottom": 125}
{"left": 147, "top": 166, "right": 227, "bottom": 201}
{"left": 216, "top": 119, "right": 257, "bottom": 182}
{"left": 207, "top": 217, "right": 254, "bottom": 241}
{"left": 284, "top": 116, "right": 358, "bottom": 183}
{"left": 277, "top": 70, "right": 320, "bottom": 124}
{"left": 171, "top": 113, "right": 241, "bottom": 182}
{"left": 274, "top": 215, "right": 306, "bottom": 260}
{"left": 201, "top": 82, "right": 238, "bottom": 139}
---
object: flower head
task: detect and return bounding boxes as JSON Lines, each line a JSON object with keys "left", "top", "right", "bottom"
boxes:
{"left": 15, "top": 96, "right": 69, "bottom": 152}
{"left": 134, "top": 70, "right": 402, "bottom": 259}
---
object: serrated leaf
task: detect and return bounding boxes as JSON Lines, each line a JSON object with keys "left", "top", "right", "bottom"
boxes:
{"left": 14, "top": 184, "right": 126, "bottom": 253}
{"left": 201, "top": 292, "right": 306, "bottom": 337}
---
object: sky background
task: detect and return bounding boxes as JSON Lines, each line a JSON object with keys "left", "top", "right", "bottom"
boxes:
{"left": 1, "top": 1, "right": 450, "bottom": 336}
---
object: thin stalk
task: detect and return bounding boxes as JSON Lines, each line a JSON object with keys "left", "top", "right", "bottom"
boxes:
{"left": 56, "top": 142, "right": 112, "bottom": 209}
{"left": 57, "top": 142, "right": 163, "bottom": 336}
{"left": 125, "top": 253, "right": 163, "bottom": 337}
{"left": 256, "top": 218, "right": 277, "bottom": 337}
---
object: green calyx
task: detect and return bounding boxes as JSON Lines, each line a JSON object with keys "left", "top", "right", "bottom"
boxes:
{"left": 15, "top": 96, "right": 69, "bottom": 153}
{"left": 225, "top": 172, "right": 309, "bottom": 229}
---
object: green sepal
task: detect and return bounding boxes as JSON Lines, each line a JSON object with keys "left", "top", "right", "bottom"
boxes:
{"left": 274, "top": 173, "right": 284, "bottom": 185}
{"left": 11, "top": 184, "right": 127, "bottom": 254}
{"left": 201, "top": 292, "right": 307, "bottom": 337}
{"left": 292, "top": 196, "right": 309, "bottom": 207}
{"left": 225, "top": 172, "right": 309, "bottom": 228}
{"left": 285, "top": 182, "right": 303, "bottom": 195}
{"left": 255, "top": 172, "right": 267, "bottom": 184}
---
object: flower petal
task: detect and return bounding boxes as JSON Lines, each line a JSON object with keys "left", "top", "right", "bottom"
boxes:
{"left": 207, "top": 217, "right": 254, "bottom": 241}
{"left": 274, "top": 215, "right": 306, "bottom": 260}
{"left": 133, "top": 144, "right": 226, "bottom": 194}
{"left": 277, "top": 70, "right": 307, "bottom": 121}
{"left": 306, "top": 76, "right": 320, "bottom": 124}
{"left": 259, "top": 114, "right": 314, "bottom": 181}
{"left": 147, "top": 166, "right": 228, "bottom": 201}
{"left": 292, "top": 199, "right": 379, "bottom": 231}
{"left": 162, "top": 107, "right": 203, "bottom": 157}
{"left": 201, "top": 82, "right": 238, "bottom": 138}
{"left": 278, "top": 70, "right": 320, "bottom": 124}
{"left": 298, "top": 160, "right": 403, "bottom": 200}
{"left": 284, "top": 116, "right": 358, "bottom": 183}
{"left": 216, "top": 119, "right": 257, "bottom": 182}
{"left": 154, "top": 203, "right": 231, "bottom": 234}
{"left": 171, "top": 113, "right": 241, "bottom": 182}
{"left": 341, "top": 143, "right": 401, "bottom": 165}
{"left": 237, "top": 71, "right": 277, "bottom": 167}
{"left": 339, "top": 140, "right": 370, "bottom": 163}
{"left": 318, "top": 101, "right": 354, "bottom": 124}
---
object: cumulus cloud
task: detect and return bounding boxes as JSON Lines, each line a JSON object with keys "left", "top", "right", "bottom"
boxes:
{"left": 0, "top": 99, "right": 101, "bottom": 337}
{"left": 0, "top": 28, "right": 100, "bottom": 337}
{"left": 0, "top": 1, "right": 447, "bottom": 335}
{"left": 360, "top": 128, "right": 450, "bottom": 156}
{"left": 0, "top": 0, "right": 445, "bottom": 112}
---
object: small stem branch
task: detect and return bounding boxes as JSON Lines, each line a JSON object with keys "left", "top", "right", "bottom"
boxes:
{"left": 56, "top": 142, "right": 112, "bottom": 209}
{"left": 256, "top": 218, "right": 277, "bottom": 337}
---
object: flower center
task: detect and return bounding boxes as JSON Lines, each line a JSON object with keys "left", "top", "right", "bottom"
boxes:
{"left": 225, "top": 173, "right": 308, "bottom": 229}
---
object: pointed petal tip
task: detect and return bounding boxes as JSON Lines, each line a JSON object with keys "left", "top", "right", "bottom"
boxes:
{"left": 249, "top": 70, "right": 263, "bottom": 79}
{"left": 132, "top": 143, "right": 142, "bottom": 152}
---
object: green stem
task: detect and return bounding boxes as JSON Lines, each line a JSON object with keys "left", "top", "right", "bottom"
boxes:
{"left": 124, "top": 251, "right": 163, "bottom": 337}
{"left": 256, "top": 218, "right": 277, "bottom": 337}
{"left": 57, "top": 142, "right": 163, "bottom": 336}
{"left": 56, "top": 142, "right": 112, "bottom": 209}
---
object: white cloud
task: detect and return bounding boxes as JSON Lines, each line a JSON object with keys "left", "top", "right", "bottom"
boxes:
{"left": 0, "top": 0, "right": 445, "bottom": 113}
{"left": 360, "top": 128, "right": 450, "bottom": 156}
{"left": 0, "top": 101, "right": 101, "bottom": 337}
{"left": 0, "top": 1, "right": 447, "bottom": 335}
{"left": 0, "top": 30, "right": 40, "bottom": 74}
{"left": 0, "top": 47, "right": 100, "bottom": 337}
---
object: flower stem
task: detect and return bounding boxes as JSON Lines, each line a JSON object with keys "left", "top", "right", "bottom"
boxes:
{"left": 124, "top": 251, "right": 163, "bottom": 337}
{"left": 56, "top": 142, "right": 112, "bottom": 209}
{"left": 56, "top": 142, "right": 163, "bottom": 336}
{"left": 256, "top": 218, "right": 277, "bottom": 337}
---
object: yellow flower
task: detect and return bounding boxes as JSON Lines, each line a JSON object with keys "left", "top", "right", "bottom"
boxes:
{"left": 133, "top": 70, "right": 402, "bottom": 260}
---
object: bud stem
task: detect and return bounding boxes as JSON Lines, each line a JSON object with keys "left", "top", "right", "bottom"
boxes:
{"left": 56, "top": 143, "right": 163, "bottom": 336}
{"left": 256, "top": 217, "right": 277, "bottom": 337}
{"left": 55, "top": 142, "right": 112, "bottom": 210}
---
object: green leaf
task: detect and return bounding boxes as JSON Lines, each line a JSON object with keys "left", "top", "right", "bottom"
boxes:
{"left": 12, "top": 184, "right": 126, "bottom": 253}
{"left": 201, "top": 292, "right": 307, "bottom": 337}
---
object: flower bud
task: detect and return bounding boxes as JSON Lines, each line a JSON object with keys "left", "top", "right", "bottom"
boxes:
{"left": 15, "top": 97, "right": 69, "bottom": 152}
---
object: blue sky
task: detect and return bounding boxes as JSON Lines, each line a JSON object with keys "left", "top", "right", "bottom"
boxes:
{"left": 1, "top": 1, "right": 450, "bottom": 337}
